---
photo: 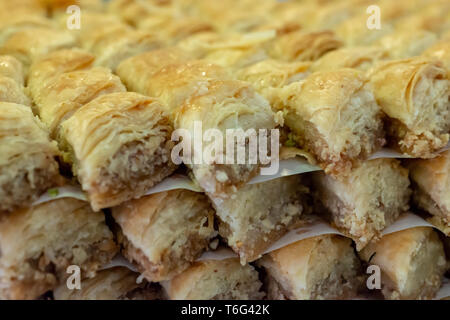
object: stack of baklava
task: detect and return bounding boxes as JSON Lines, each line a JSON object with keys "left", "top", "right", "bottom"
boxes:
{"left": 0, "top": 0, "right": 448, "bottom": 300}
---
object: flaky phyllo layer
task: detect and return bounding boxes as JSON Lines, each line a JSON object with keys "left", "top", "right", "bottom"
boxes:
{"left": 61, "top": 92, "right": 176, "bottom": 211}
{"left": 370, "top": 57, "right": 450, "bottom": 157}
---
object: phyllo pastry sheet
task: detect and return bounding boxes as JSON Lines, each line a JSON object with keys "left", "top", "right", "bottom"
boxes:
{"left": 0, "top": 102, "right": 60, "bottom": 213}
{"left": 176, "top": 31, "right": 274, "bottom": 69}
{"left": 257, "top": 235, "right": 362, "bottom": 300}
{"left": 0, "top": 198, "right": 117, "bottom": 300}
{"left": 112, "top": 189, "right": 216, "bottom": 282}
{"left": 164, "top": 258, "right": 264, "bottom": 300}
{"left": 360, "top": 227, "right": 447, "bottom": 300}
{"left": 137, "top": 15, "right": 214, "bottom": 44}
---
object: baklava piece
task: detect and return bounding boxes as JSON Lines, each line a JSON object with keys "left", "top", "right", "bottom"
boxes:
{"left": 311, "top": 159, "right": 411, "bottom": 249}
{"left": 257, "top": 235, "right": 362, "bottom": 300}
{"left": 112, "top": 189, "right": 216, "bottom": 281}
{"left": 0, "top": 198, "right": 117, "bottom": 300}
{"left": 210, "top": 175, "right": 309, "bottom": 263}
{"left": 271, "top": 68, "right": 385, "bottom": 174}
{"left": 164, "top": 259, "right": 264, "bottom": 300}
{"left": 360, "top": 227, "right": 447, "bottom": 300}
{"left": 60, "top": 92, "right": 176, "bottom": 211}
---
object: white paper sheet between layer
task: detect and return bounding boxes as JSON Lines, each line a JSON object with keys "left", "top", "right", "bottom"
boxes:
{"left": 435, "top": 278, "right": 450, "bottom": 300}
{"left": 370, "top": 141, "right": 450, "bottom": 160}
{"left": 31, "top": 174, "right": 202, "bottom": 207}
{"left": 32, "top": 141, "right": 450, "bottom": 205}
{"left": 197, "top": 212, "right": 436, "bottom": 261}
{"left": 103, "top": 213, "right": 449, "bottom": 299}
{"left": 32, "top": 185, "right": 88, "bottom": 205}
{"left": 101, "top": 255, "right": 138, "bottom": 273}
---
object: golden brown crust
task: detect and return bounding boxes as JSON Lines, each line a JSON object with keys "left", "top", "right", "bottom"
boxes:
{"left": 144, "top": 60, "right": 229, "bottom": 113}
{"left": 119, "top": 52, "right": 278, "bottom": 196}
{"left": 237, "top": 59, "right": 311, "bottom": 92}
{"left": 176, "top": 79, "right": 277, "bottom": 196}
{"left": 138, "top": 15, "right": 214, "bottom": 44}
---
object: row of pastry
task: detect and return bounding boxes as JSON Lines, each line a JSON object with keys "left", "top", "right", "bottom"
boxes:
{"left": 108, "top": 0, "right": 449, "bottom": 62}
{"left": 52, "top": 225, "right": 449, "bottom": 300}
{"left": 106, "top": 0, "right": 449, "bottom": 36}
